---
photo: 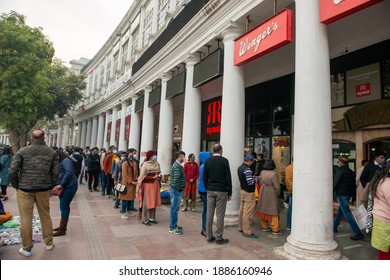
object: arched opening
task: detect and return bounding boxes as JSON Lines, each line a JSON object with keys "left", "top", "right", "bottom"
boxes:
{"left": 364, "top": 138, "right": 390, "bottom": 161}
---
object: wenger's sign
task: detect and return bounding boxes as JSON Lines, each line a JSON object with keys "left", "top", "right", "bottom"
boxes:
{"left": 234, "top": 9, "right": 293, "bottom": 66}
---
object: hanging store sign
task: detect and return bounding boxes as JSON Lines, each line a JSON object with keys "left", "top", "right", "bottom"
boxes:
{"left": 202, "top": 97, "right": 222, "bottom": 141}
{"left": 234, "top": 9, "right": 293, "bottom": 66}
{"left": 320, "top": 0, "right": 383, "bottom": 24}
{"left": 107, "top": 122, "right": 112, "bottom": 142}
{"left": 115, "top": 119, "right": 121, "bottom": 142}
{"left": 125, "top": 115, "right": 131, "bottom": 141}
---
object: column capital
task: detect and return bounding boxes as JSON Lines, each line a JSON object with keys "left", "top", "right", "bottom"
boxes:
{"left": 144, "top": 85, "right": 153, "bottom": 93}
{"left": 221, "top": 21, "right": 245, "bottom": 42}
{"left": 121, "top": 99, "right": 131, "bottom": 107}
{"left": 160, "top": 72, "right": 172, "bottom": 83}
{"left": 185, "top": 53, "right": 200, "bottom": 67}
{"left": 64, "top": 116, "right": 73, "bottom": 125}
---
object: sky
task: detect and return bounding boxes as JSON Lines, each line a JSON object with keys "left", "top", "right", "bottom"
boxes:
{"left": 0, "top": 0, "right": 134, "bottom": 65}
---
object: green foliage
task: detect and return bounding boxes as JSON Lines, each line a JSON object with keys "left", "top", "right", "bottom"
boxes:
{"left": 0, "top": 11, "right": 85, "bottom": 149}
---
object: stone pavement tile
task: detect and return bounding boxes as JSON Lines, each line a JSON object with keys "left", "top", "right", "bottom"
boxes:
{"left": 135, "top": 242, "right": 186, "bottom": 259}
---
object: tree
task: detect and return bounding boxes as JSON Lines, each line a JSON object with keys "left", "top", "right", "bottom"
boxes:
{"left": 0, "top": 11, "right": 85, "bottom": 151}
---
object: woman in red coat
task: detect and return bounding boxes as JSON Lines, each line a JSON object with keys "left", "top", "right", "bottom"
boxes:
{"left": 182, "top": 154, "right": 199, "bottom": 212}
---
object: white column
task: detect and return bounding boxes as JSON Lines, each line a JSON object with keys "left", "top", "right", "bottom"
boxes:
{"left": 56, "top": 122, "right": 63, "bottom": 148}
{"left": 182, "top": 54, "right": 201, "bottom": 163}
{"left": 157, "top": 73, "right": 173, "bottom": 175}
{"left": 119, "top": 101, "right": 130, "bottom": 151}
{"left": 76, "top": 122, "right": 82, "bottom": 147}
{"left": 220, "top": 23, "right": 245, "bottom": 226}
{"left": 72, "top": 124, "right": 77, "bottom": 146}
{"left": 278, "top": 0, "right": 341, "bottom": 260}
{"left": 138, "top": 6, "right": 145, "bottom": 50}
{"left": 129, "top": 97, "right": 141, "bottom": 153}
{"left": 86, "top": 118, "right": 93, "bottom": 148}
{"left": 62, "top": 117, "right": 71, "bottom": 147}
{"left": 103, "top": 110, "right": 111, "bottom": 149}
{"left": 80, "top": 120, "right": 87, "bottom": 148}
{"left": 90, "top": 115, "right": 99, "bottom": 148}
{"left": 110, "top": 106, "right": 119, "bottom": 147}
{"left": 97, "top": 113, "right": 106, "bottom": 148}
{"left": 140, "top": 86, "right": 154, "bottom": 162}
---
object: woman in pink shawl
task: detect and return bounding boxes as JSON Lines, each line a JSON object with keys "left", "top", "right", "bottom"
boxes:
{"left": 137, "top": 150, "right": 162, "bottom": 226}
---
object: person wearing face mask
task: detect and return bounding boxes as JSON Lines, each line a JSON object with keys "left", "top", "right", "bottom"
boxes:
{"left": 119, "top": 152, "right": 139, "bottom": 219}
{"left": 103, "top": 146, "right": 117, "bottom": 197}
{"left": 128, "top": 148, "right": 139, "bottom": 174}
{"left": 86, "top": 147, "right": 101, "bottom": 192}
{"left": 182, "top": 153, "right": 199, "bottom": 212}
{"left": 137, "top": 150, "right": 162, "bottom": 226}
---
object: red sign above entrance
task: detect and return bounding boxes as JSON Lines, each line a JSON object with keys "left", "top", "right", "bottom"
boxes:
{"left": 234, "top": 9, "right": 293, "bottom": 66}
{"left": 320, "top": 0, "right": 383, "bottom": 25}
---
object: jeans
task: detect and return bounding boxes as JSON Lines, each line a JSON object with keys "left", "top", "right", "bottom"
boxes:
{"left": 169, "top": 187, "right": 183, "bottom": 230}
{"left": 334, "top": 195, "right": 361, "bottom": 235}
{"left": 287, "top": 193, "right": 293, "bottom": 229}
{"left": 121, "top": 200, "right": 131, "bottom": 213}
{"left": 104, "top": 173, "right": 114, "bottom": 195}
{"left": 59, "top": 184, "right": 78, "bottom": 219}
{"left": 100, "top": 170, "right": 106, "bottom": 189}
{"left": 88, "top": 170, "right": 100, "bottom": 190}
{"left": 200, "top": 192, "right": 207, "bottom": 231}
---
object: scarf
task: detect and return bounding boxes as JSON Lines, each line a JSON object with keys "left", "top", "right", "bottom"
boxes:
{"left": 366, "top": 187, "right": 373, "bottom": 233}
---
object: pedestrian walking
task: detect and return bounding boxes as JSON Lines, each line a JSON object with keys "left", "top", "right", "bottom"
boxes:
{"left": 369, "top": 163, "right": 390, "bottom": 260}
{"left": 0, "top": 146, "right": 12, "bottom": 201}
{"left": 137, "top": 150, "right": 161, "bottom": 226}
{"left": 237, "top": 155, "right": 258, "bottom": 238}
{"left": 198, "top": 152, "right": 211, "bottom": 237}
{"left": 169, "top": 151, "right": 186, "bottom": 235}
{"left": 52, "top": 150, "right": 78, "bottom": 237}
{"left": 87, "top": 147, "right": 101, "bottom": 192}
{"left": 182, "top": 153, "right": 199, "bottom": 212}
{"left": 333, "top": 157, "right": 364, "bottom": 240}
{"left": 256, "top": 159, "right": 283, "bottom": 235}
{"left": 119, "top": 154, "right": 139, "bottom": 219}
{"left": 8, "top": 130, "right": 59, "bottom": 257}
{"left": 203, "top": 144, "right": 232, "bottom": 245}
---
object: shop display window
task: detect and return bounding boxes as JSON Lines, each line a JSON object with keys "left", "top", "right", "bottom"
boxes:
{"left": 332, "top": 141, "right": 356, "bottom": 173}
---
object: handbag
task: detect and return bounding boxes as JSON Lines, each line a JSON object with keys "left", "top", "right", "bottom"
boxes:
{"left": 115, "top": 183, "right": 127, "bottom": 194}
{"left": 50, "top": 186, "right": 64, "bottom": 197}
{"left": 352, "top": 204, "right": 368, "bottom": 230}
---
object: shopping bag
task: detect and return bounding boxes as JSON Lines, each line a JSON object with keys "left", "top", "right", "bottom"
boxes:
{"left": 352, "top": 204, "right": 368, "bottom": 230}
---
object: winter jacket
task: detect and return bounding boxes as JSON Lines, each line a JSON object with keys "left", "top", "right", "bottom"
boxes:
{"left": 203, "top": 154, "right": 232, "bottom": 196}
{"left": 237, "top": 162, "right": 257, "bottom": 193}
{"left": 103, "top": 153, "right": 113, "bottom": 174}
{"left": 285, "top": 163, "right": 293, "bottom": 193}
{"left": 87, "top": 153, "right": 101, "bottom": 172}
{"left": 184, "top": 161, "right": 199, "bottom": 181}
{"left": 170, "top": 161, "right": 186, "bottom": 191}
{"left": 113, "top": 158, "right": 126, "bottom": 182}
{"left": 57, "top": 157, "right": 78, "bottom": 188}
{"left": 198, "top": 152, "right": 211, "bottom": 194}
{"left": 256, "top": 170, "right": 281, "bottom": 215}
{"left": 71, "top": 153, "right": 83, "bottom": 173}
{"left": 8, "top": 140, "right": 59, "bottom": 191}
{"left": 0, "top": 154, "right": 12, "bottom": 186}
{"left": 333, "top": 164, "right": 356, "bottom": 197}
{"left": 360, "top": 161, "right": 382, "bottom": 188}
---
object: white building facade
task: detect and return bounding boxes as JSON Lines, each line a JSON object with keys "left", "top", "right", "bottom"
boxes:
{"left": 66, "top": 0, "right": 390, "bottom": 259}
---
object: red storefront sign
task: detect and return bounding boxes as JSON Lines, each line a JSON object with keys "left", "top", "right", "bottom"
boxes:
{"left": 356, "top": 83, "right": 371, "bottom": 97}
{"left": 320, "top": 0, "right": 383, "bottom": 24}
{"left": 125, "top": 115, "right": 131, "bottom": 141}
{"left": 206, "top": 100, "right": 221, "bottom": 136}
{"left": 234, "top": 9, "right": 293, "bottom": 66}
{"left": 107, "top": 122, "right": 112, "bottom": 142}
{"left": 115, "top": 119, "right": 121, "bottom": 142}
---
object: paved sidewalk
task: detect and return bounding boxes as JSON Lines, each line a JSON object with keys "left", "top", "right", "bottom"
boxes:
{"left": 0, "top": 184, "right": 377, "bottom": 260}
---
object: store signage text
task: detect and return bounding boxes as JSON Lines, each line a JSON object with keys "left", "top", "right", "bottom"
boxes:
{"left": 356, "top": 83, "right": 371, "bottom": 97}
{"left": 206, "top": 100, "right": 221, "bottom": 136}
{"left": 273, "top": 137, "right": 289, "bottom": 148}
{"left": 320, "top": 0, "right": 383, "bottom": 24}
{"left": 107, "top": 122, "right": 112, "bottom": 142}
{"left": 234, "top": 9, "right": 293, "bottom": 66}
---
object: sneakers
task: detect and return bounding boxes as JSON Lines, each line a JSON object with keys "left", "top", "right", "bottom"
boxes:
{"left": 142, "top": 221, "right": 152, "bottom": 226}
{"left": 191, "top": 208, "right": 196, "bottom": 212}
{"left": 181, "top": 208, "right": 187, "bottom": 212}
{"left": 121, "top": 213, "right": 130, "bottom": 220}
{"left": 169, "top": 227, "right": 183, "bottom": 235}
{"left": 350, "top": 234, "right": 365, "bottom": 241}
{"left": 262, "top": 228, "right": 272, "bottom": 232}
{"left": 272, "top": 231, "right": 284, "bottom": 235}
{"left": 207, "top": 236, "right": 216, "bottom": 243}
{"left": 286, "top": 227, "right": 291, "bottom": 231}
{"left": 46, "top": 244, "right": 55, "bottom": 251}
{"left": 216, "top": 238, "right": 229, "bottom": 245}
{"left": 283, "top": 202, "right": 289, "bottom": 208}
{"left": 148, "top": 219, "right": 158, "bottom": 224}
{"left": 242, "top": 233, "right": 258, "bottom": 238}
{"left": 18, "top": 247, "right": 32, "bottom": 257}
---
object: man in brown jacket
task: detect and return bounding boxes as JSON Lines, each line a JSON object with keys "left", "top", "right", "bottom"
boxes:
{"left": 8, "top": 130, "right": 59, "bottom": 257}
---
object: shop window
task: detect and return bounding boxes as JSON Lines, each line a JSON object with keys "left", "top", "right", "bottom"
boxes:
{"left": 365, "top": 139, "right": 390, "bottom": 161}
{"left": 332, "top": 141, "right": 356, "bottom": 173}
{"left": 273, "top": 121, "right": 290, "bottom": 136}
{"left": 246, "top": 123, "right": 271, "bottom": 138}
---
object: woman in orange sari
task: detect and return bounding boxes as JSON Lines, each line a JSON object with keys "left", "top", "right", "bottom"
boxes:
{"left": 137, "top": 150, "right": 162, "bottom": 226}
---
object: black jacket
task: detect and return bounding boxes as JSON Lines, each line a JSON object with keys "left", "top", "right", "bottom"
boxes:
{"left": 71, "top": 153, "right": 83, "bottom": 173}
{"left": 87, "top": 154, "right": 101, "bottom": 172}
{"left": 333, "top": 164, "right": 356, "bottom": 197}
{"left": 203, "top": 155, "right": 232, "bottom": 196}
{"left": 360, "top": 162, "right": 381, "bottom": 188}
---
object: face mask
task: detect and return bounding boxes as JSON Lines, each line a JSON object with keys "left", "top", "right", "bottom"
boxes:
{"left": 87, "top": 152, "right": 91, "bottom": 155}
{"left": 133, "top": 154, "right": 137, "bottom": 159}
{"left": 152, "top": 155, "right": 157, "bottom": 161}
{"left": 94, "top": 152, "right": 98, "bottom": 155}
{"left": 113, "top": 150, "right": 117, "bottom": 154}
{"left": 121, "top": 156, "right": 126, "bottom": 161}
{"left": 192, "top": 157, "right": 196, "bottom": 161}
{"left": 129, "top": 155, "right": 134, "bottom": 160}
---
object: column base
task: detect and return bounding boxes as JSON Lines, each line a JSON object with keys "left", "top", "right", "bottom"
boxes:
{"left": 223, "top": 211, "right": 239, "bottom": 227}
{"left": 274, "top": 236, "right": 342, "bottom": 260}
